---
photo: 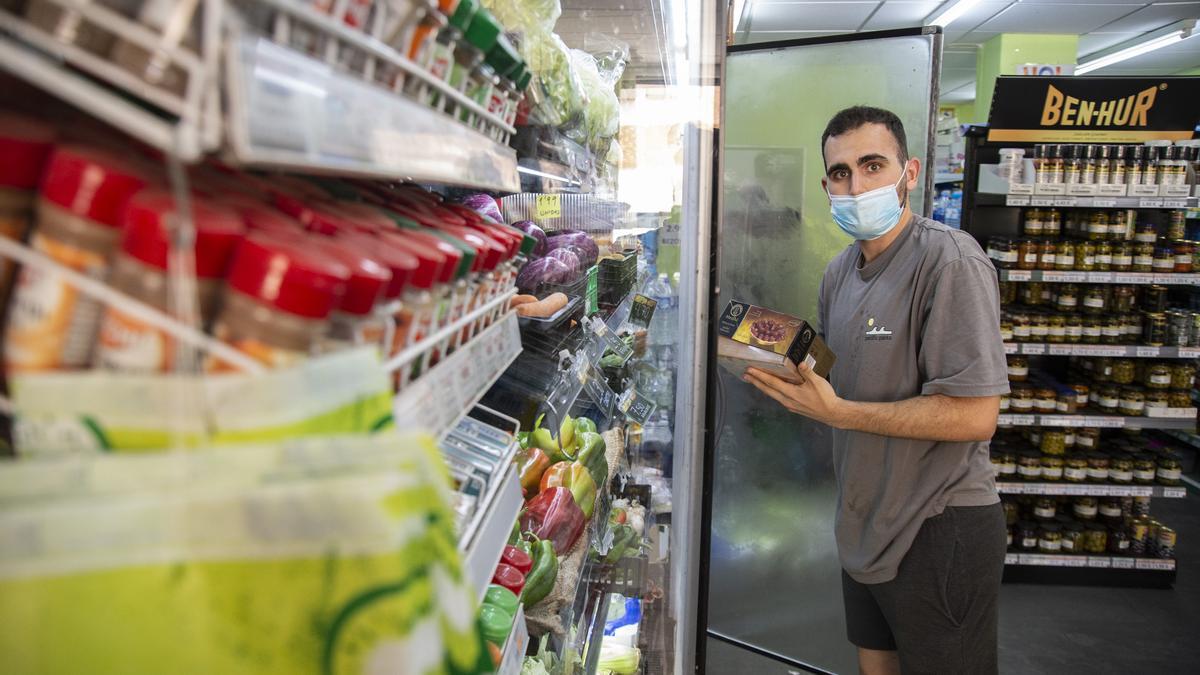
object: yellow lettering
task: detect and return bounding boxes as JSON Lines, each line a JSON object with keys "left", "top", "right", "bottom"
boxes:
{"left": 1077, "top": 100, "right": 1095, "bottom": 126}
{"left": 1112, "top": 95, "right": 1132, "bottom": 125}
{"left": 1130, "top": 86, "right": 1157, "bottom": 126}
{"left": 1040, "top": 85, "right": 1063, "bottom": 125}
{"left": 1062, "top": 96, "right": 1079, "bottom": 126}
{"left": 1096, "top": 100, "right": 1114, "bottom": 126}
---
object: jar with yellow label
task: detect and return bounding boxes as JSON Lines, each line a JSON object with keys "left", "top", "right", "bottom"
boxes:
{"left": 996, "top": 451, "right": 1017, "bottom": 479}
{"left": 1082, "top": 286, "right": 1107, "bottom": 314}
{"left": 1000, "top": 321, "right": 1013, "bottom": 342}
{"left": 1056, "top": 284, "right": 1079, "bottom": 311}
{"left": 1033, "top": 388, "right": 1055, "bottom": 413}
{"left": 1169, "top": 390, "right": 1191, "bottom": 408}
{"left": 1039, "top": 239, "right": 1058, "bottom": 271}
{"left": 1134, "top": 454, "right": 1157, "bottom": 484}
{"left": 1145, "top": 363, "right": 1172, "bottom": 389}
{"left": 1087, "top": 453, "right": 1111, "bottom": 482}
{"left": 1170, "top": 363, "right": 1194, "bottom": 390}
{"left": 1062, "top": 522, "right": 1085, "bottom": 553}
{"left": 1023, "top": 209, "right": 1045, "bottom": 237}
{"left": 1144, "top": 312, "right": 1168, "bottom": 346}
{"left": 1174, "top": 241, "right": 1194, "bottom": 272}
{"left": 1045, "top": 314, "right": 1066, "bottom": 343}
{"left": 1110, "top": 456, "right": 1134, "bottom": 484}
{"left": 1055, "top": 392, "right": 1077, "bottom": 414}
{"left": 1010, "top": 386, "right": 1035, "bottom": 412}
{"left": 1111, "top": 359, "right": 1136, "bottom": 385}
{"left": 1039, "top": 524, "right": 1064, "bottom": 553}
{"left": 1062, "top": 314, "right": 1082, "bottom": 343}
{"left": 1087, "top": 211, "right": 1108, "bottom": 241}
{"left": 1133, "top": 241, "right": 1155, "bottom": 272}
{"left": 1007, "top": 356, "right": 1029, "bottom": 382}
{"left": 1064, "top": 454, "right": 1089, "bottom": 482}
{"left": 1072, "top": 384, "right": 1090, "bottom": 406}
{"left": 1097, "top": 385, "right": 1120, "bottom": 413}
{"left": 1055, "top": 241, "right": 1076, "bottom": 270}
{"left": 1075, "top": 496, "right": 1100, "bottom": 521}
{"left": 1018, "top": 239, "right": 1040, "bottom": 270}
{"left": 1018, "top": 452, "right": 1043, "bottom": 481}
{"left": 1119, "top": 387, "right": 1145, "bottom": 416}
{"left": 1095, "top": 240, "right": 1113, "bottom": 270}
{"left": 1102, "top": 317, "right": 1123, "bottom": 344}
{"left": 1075, "top": 240, "right": 1096, "bottom": 271}
{"left": 1033, "top": 497, "right": 1057, "bottom": 520}
{"left": 1041, "top": 454, "right": 1064, "bottom": 481}
{"left": 1085, "top": 523, "right": 1108, "bottom": 553}
{"left": 1111, "top": 241, "right": 1133, "bottom": 271}
{"left": 1030, "top": 313, "right": 1050, "bottom": 340}
{"left": 1011, "top": 311, "right": 1032, "bottom": 342}
{"left": 1082, "top": 316, "right": 1103, "bottom": 344}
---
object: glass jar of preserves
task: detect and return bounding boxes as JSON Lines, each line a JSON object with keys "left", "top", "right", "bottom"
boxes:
{"left": 1144, "top": 391, "right": 1169, "bottom": 415}
{"left": 1111, "top": 285, "right": 1135, "bottom": 312}
{"left": 1055, "top": 241, "right": 1076, "bottom": 270}
{"left": 1039, "top": 524, "right": 1063, "bottom": 553}
{"left": 1102, "top": 317, "right": 1123, "bottom": 344}
{"left": 1075, "top": 496, "right": 1100, "bottom": 521}
{"left": 1134, "top": 222, "right": 1157, "bottom": 243}
{"left": 1055, "top": 392, "right": 1077, "bottom": 414}
{"left": 999, "top": 320, "right": 1013, "bottom": 342}
{"left": 999, "top": 393, "right": 1010, "bottom": 411}
{"left": 1082, "top": 316, "right": 1103, "bottom": 344}
{"left": 1063, "top": 314, "right": 1082, "bottom": 343}
{"left": 1099, "top": 498, "right": 1124, "bottom": 524}
{"left": 1010, "top": 386, "right": 1034, "bottom": 412}
{"left": 1056, "top": 284, "right": 1079, "bottom": 311}
{"left": 1011, "top": 311, "right": 1031, "bottom": 341}
{"left": 1038, "top": 239, "right": 1058, "bottom": 271}
{"left": 1087, "top": 211, "right": 1108, "bottom": 240}
{"left": 1122, "top": 313, "right": 1142, "bottom": 343}
{"left": 989, "top": 238, "right": 1015, "bottom": 269}
{"left": 1033, "top": 497, "right": 1057, "bottom": 520}
{"left": 1157, "top": 452, "right": 1182, "bottom": 486}
{"left": 1143, "top": 285, "right": 1169, "bottom": 313}
{"left": 1111, "top": 241, "right": 1133, "bottom": 271}
{"left": 1041, "top": 455, "right": 1064, "bottom": 481}
{"left": 1023, "top": 209, "right": 1045, "bottom": 237}
{"left": 1046, "top": 209, "right": 1063, "bottom": 237}
{"left": 1095, "top": 240, "right": 1113, "bottom": 270}
{"left": 1153, "top": 241, "right": 1176, "bottom": 273}
{"left": 1017, "top": 521, "right": 1039, "bottom": 551}
{"left": 1144, "top": 312, "right": 1168, "bottom": 346}
{"left": 1041, "top": 430, "right": 1066, "bottom": 455}
{"left": 1110, "top": 456, "right": 1134, "bottom": 484}
{"left": 1087, "top": 453, "right": 1111, "bottom": 482}
{"left": 1075, "top": 240, "right": 1096, "bottom": 271}
{"left": 1030, "top": 313, "right": 1050, "bottom": 340}
{"left": 1174, "top": 241, "right": 1194, "bottom": 272}
{"left": 1003, "top": 500, "right": 1019, "bottom": 525}
{"left": 1109, "top": 528, "right": 1131, "bottom": 555}
{"left": 1085, "top": 523, "right": 1108, "bottom": 553}
{"left": 1063, "top": 427, "right": 1076, "bottom": 449}
{"left": 1170, "top": 363, "right": 1194, "bottom": 390}
{"left": 1000, "top": 282, "right": 1018, "bottom": 306}
{"left": 1119, "top": 387, "right": 1145, "bottom": 416}
{"left": 1092, "top": 357, "right": 1114, "bottom": 382}
{"left": 1169, "top": 390, "right": 1191, "bottom": 408}
{"left": 997, "top": 451, "right": 1017, "bottom": 479}
{"left": 1082, "top": 286, "right": 1107, "bottom": 314}
{"left": 1018, "top": 452, "right": 1043, "bottom": 480}
{"left": 1064, "top": 455, "right": 1089, "bottom": 482}
{"left": 1072, "top": 384, "right": 1090, "bottom": 406}
{"left": 1112, "top": 359, "right": 1136, "bottom": 384}
{"left": 1062, "top": 522, "right": 1085, "bottom": 553}
{"left": 1134, "top": 454, "right": 1157, "bottom": 484}
{"left": 1097, "top": 385, "right": 1120, "bottom": 413}
{"left": 1007, "top": 356, "right": 1029, "bottom": 382}
{"left": 1034, "top": 388, "right": 1057, "bottom": 413}
{"left": 1145, "top": 363, "right": 1171, "bottom": 389}
{"left": 990, "top": 451, "right": 1006, "bottom": 478}
{"left": 1133, "top": 241, "right": 1155, "bottom": 272}
{"left": 1018, "top": 239, "right": 1040, "bottom": 270}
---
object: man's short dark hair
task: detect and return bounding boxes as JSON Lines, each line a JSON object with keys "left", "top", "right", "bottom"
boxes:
{"left": 821, "top": 106, "right": 909, "bottom": 166}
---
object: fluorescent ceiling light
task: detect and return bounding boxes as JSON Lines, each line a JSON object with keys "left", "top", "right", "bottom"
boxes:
{"left": 926, "top": 0, "right": 983, "bottom": 28}
{"left": 1076, "top": 22, "right": 1196, "bottom": 74}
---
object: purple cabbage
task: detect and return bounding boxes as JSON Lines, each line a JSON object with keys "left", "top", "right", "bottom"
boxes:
{"left": 517, "top": 257, "right": 573, "bottom": 293}
{"left": 511, "top": 220, "right": 548, "bottom": 257}
{"left": 544, "top": 232, "right": 598, "bottom": 268}
{"left": 545, "top": 248, "right": 582, "bottom": 281}
{"left": 458, "top": 193, "right": 503, "bottom": 223}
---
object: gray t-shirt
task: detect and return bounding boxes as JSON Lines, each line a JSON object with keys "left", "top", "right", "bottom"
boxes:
{"left": 817, "top": 214, "right": 1009, "bottom": 584}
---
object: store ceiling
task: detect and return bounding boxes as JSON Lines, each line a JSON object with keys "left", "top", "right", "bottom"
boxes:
{"left": 735, "top": 0, "right": 1200, "bottom": 103}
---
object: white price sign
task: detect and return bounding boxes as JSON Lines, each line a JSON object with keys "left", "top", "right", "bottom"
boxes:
{"left": 1023, "top": 344, "right": 1046, "bottom": 355}
{"left": 1031, "top": 197, "right": 1055, "bottom": 206}
{"left": 1111, "top": 557, "right": 1136, "bottom": 569}
{"left": 1139, "top": 198, "right": 1164, "bottom": 208}
{"left": 1006, "top": 195, "right": 1032, "bottom": 206}
{"left": 1087, "top": 556, "right": 1112, "bottom": 569}
{"left": 1006, "top": 270, "right": 1032, "bottom": 282}
{"left": 1004, "top": 343, "right": 1018, "bottom": 354}
{"left": 1136, "top": 347, "right": 1161, "bottom": 357}
{"left": 1093, "top": 198, "right": 1117, "bottom": 208}
{"left": 1164, "top": 199, "right": 1188, "bottom": 208}
{"left": 1053, "top": 197, "right": 1076, "bottom": 207}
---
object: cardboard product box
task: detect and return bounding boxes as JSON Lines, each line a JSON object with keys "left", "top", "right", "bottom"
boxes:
{"left": 716, "top": 300, "right": 836, "bottom": 383}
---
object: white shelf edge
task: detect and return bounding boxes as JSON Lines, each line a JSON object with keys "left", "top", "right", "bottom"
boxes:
{"left": 996, "top": 482, "right": 1187, "bottom": 498}
{"left": 1002, "top": 343, "right": 1200, "bottom": 359}
{"left": 1004, "top": 552, "right": 1176, "bottom": 571}
{"left": 461, "top": 464, "right": 523, "bottom": 603}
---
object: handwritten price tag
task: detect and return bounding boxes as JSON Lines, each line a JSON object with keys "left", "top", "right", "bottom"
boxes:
{"left": 535, "top": 194, "right": 561, "bottom": 219}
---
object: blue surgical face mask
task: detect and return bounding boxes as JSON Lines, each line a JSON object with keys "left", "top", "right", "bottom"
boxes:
{"left": 826, "top": 168, "right": 909, "bottom": 241}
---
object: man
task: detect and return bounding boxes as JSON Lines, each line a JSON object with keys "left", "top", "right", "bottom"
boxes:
{"left": 743, "top": 106, "right": 1009, "bottom": 675}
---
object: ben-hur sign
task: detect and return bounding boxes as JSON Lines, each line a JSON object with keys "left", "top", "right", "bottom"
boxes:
{"left": 987, "top": 76, "right": 1200, "bottom": 143}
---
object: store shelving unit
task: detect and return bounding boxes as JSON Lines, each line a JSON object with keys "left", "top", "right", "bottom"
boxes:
{"left": 996, "top": 482, "right": 1187, "bottom": 498}
{"left": 1004, "top": 343, "right": 1200, "bottom": 358}
{"left": 459, "top": 462, "right": 523, "bottom": 602}
{"left": 497, "top": 605, "right": 530, "bottom": 675}
{"left": 997, "top": 413, "right": 1197, "bottom": 428}
{"left": 999, "top": 270, "right": 1200, "bottom": 284}
{"left": 981, "top": 194, "right": 1197, "bottom": 209}
{"left": 1003, "top": 552, "right": 1176, "bottom": 588}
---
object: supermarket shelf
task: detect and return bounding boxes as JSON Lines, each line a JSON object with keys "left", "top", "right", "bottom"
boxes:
{"left": 393, "top": 310, "right": 523, "bottom": 441}
{"left": 1003, "top": 552, "right": 1176, "bottom": 588}
{"left": 385, "top": 289, "right": 516, "bottom": 375}
{"left": 997, "top": 413, "right": 1196, "bottom": 429}
{"left": 996, "top": 482, "right": 1187, "bottom": 498}
{"left": 999, "top": 269, "right": 1200, "bottom": 285}
{"left": 460, "top": 464, "right": 523, "bottom": 603}
{"left": 1003, "top": 343, "right": 1200, "bottom": 358}
{"left": 497, "top": 605, "right": 529, "bottom": 675}
{"left": 980, "top": 193, "right": 1197, "bottom": 209}
{"left": 224, "top": 30, "right": 519, "bottom": 191}
{"left": 934, "top": 172, "right": 964, "bottom": 184}
{"left": 1161, "top": 428, "right": 1200, "bottom": 450}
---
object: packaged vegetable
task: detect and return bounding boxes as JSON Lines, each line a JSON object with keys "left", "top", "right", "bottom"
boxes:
{"left": 515, "top": 292, "right": 568, "bottom": 318}
{"left": 544, "top": 231, "right": 598, "bottom": 268}
{"left": 597, "top": 643, "right": 640, "bottom": 674}
{"left": 520, "top": 487, "right": 586, "bottom": 554}
{"left": 516, "top": 256, "right": 573, "bottom": 293}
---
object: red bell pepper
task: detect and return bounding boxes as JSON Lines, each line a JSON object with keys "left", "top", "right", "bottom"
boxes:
{"left": 539, "top": 461, "right": 597, "bottom": 518}
{"left": 501, "top": 545, "right": 533, "bottom": 575}
{"left": 492, "top": 563, "right": 526, "bottom": 597}
{"left": 520, "top": 487, "right": 586, "bottom": 555}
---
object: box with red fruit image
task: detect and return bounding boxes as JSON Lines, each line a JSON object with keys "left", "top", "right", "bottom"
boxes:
{"left": 716, "top": 300, "right": 836, "bottom": 383}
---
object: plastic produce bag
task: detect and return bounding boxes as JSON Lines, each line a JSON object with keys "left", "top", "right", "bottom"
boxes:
{"left": 520, "top": 30, "right": 587, "bottom": 128}
{"left": 0, "top": 432, "right": 491, "bottom": 674}
{"left": 566, "top": 42, "right": 626, "bottom": 155}
{"left": 482, "top": 0, "right": 562, "bottom": 34}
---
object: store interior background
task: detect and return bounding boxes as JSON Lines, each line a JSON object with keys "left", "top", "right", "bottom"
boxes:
{"left": 719, "top": 2, "right": 1200, "bottom": 674}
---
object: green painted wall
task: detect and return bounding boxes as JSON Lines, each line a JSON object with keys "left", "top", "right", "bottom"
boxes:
{"left": 1177, "top": 66, "right": 1200, "bottom": 75}
{"left": 949, "top": 101, "right": 977, "bottom": 125}
{"left": 975, "top": 33, "right": 1078, "bottom": 124}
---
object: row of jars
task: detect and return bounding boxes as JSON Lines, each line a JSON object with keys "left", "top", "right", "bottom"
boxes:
{"left": 1009, "top": 514, "right": 1176, "bottom": 558}
{"left": 990, "top": 236, "right": 1193, "bottom": 273}
{"left": 1005, "top": 382, "right": 1192, "bottom": 417}
{"left": 1073, "top": 358, "right": 1195, "bottom": 389}
{"left": 1000, "top": 282, "right": 1169, "bottom": 313}
{"left": 996, "top": 426, "right": 1175, "bottom": 456}
{"left": 1002, "top": 309, "right": 1200, "bottom": 347}
{"left": 1022, "top": 208, "right": 1188, "bottom": 243}
{"left": 991, "top": 447, "right": 1183, "bottom": 486}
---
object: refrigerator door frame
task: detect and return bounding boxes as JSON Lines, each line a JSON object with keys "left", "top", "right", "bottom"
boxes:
{"left": 694, "top": 25, "right": 943, "bottom": 674}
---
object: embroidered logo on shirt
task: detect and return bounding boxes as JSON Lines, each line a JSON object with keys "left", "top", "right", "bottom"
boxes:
{"left": 865, "top": 317, "right": 894, "bottom": 341}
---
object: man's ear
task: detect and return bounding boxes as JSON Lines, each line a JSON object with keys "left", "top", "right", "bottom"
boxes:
{"left": 905, "top": 157, "right": 922, "bottom": 191}
{"left": 821, "top": 176, "right": 830, "bottom": 199}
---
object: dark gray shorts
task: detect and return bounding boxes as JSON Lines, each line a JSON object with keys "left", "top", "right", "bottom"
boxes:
{"left": 841, "top": 503, "right": 1006, "bottom": 675}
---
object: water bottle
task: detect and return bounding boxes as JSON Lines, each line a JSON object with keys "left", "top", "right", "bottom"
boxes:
{"left": 646, "top": 273, "right": 676, "bottom": 349}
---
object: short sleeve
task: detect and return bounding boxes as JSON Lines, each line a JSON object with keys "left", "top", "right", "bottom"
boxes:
{"left": 817, "top": 274, "right": 828, "bottom": 340}
{"left": 918, "top": 256, "right": 1010, "bottom": 397}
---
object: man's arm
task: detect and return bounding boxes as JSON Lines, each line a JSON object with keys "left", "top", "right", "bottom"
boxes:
{"left": 744, "top": 363, "right": 999, "bottom": 442}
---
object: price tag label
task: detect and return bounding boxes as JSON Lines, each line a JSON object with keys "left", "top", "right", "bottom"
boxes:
{"left": 1039, "top": 415, "right": 1072, "bottom": 427}
{"left": 1053, "top": 197, "right": 1076, "bottom": 207}
{"left": 535, "top": 193, "right": 562, "bottom": 219}
{"left": 1031, "top": 197, "right": 1054, "bottom": 207}
{"left": 1109, "top": 557, "right": 1133, "bottom": 569}
{"left": 1023, "top": 344, "right": 1046, "bottom": 355}
{"left": 1163, "top": 487, "right": 1187, "bottom": 498}
{"left": 1087, "top": 416, "right": 1126, "bottom": 428}
{"left": 1006, "top": 195, "right": 1031, "bottom": 206}
{"left": 1009, "top": 415, "right": 1035, "bottom": 426}
{"left": 586, "top": 265, "right": 598, "bottom": 315}
{"left": 628, "top": 294, "right": 657, "bottom": 328}
{"left": 1004, "top": 553, "right": 1019, "bottom": 565}
{"left": 1139, "top": 198, "right": 1164, "bottom": 208}
{"left": 1088, "top": 272, "right": 1113, "bottom": 283}
{"left": 1004, "top": 343, "right": 1017, "bottom": 354}
{"left": 617, "top": 388, "right": 657, "bottom": 424}
{"left": 584, "top": 363, "right": 618, "bottom": 416}
{"left": 1035, "top": 183, "right": 1066, "bottom": 196}
{"left": 1087, "top": 556, "right": 1112, "bottom": 569}
{"left": 1067, "top": 184, "right": 1097, "bottom": 196}
{"left": 1049, "top": 345, "right": 1072, "bottom": 355}
{"left": 1130, "top": 487, "right": 1153, "bottom": 497}
{"left": 1025, "top": 484, "right": 1045, "bottom": 495}
{"left": 588, "top": 316, "right": 633, "bottom": 363}
{"left": 1178, "top": 348, "right": 1200, "bottom": 358}
{"left": 1164, "top": 199, "right": 1188, "bottom": 208}
{"left": 1005, "top": 270, "right": 1032, "bottom": 282}
{"left": 1043, "top": 271, "right": 1085, "bottom": 282}
{"left": 1135, "top": 558, "right": 1175, "bottom": 571}
{"left": 1093, "top": 198, "right": 1117, "bottom": 208}
{"left": 1124, "top": 274, "right": 1154, "bottom": 284}
{"left": 1062, "top": 556, "right": 1089, "bottom": 568}
{"left": 995, "top": 482, "right": 1021, "bottom": 494}
{"left": 1136, "top": 347, "right": 1161, "bottom": 357}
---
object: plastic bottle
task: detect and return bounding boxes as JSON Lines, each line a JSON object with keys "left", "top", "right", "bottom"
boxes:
{"left": 207, "top": 233, "right": 350, "bottom": 371}
{"left": 94, "top": 190, "right": 244, "bottom": 372}
{"left": 449, "top": 6, "right": 498, "bottom": 95}
{"left": 0, "top": 114, "right": 55, "bottom": 298}
{"left": 6, "top": 145, "right": 148, "bottom": 372}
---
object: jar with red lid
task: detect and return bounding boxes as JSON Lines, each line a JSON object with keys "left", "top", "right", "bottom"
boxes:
{"left": 6, "top": 144, "right": 149, "bottom": 372}
{"left": 0, "top": 113, "right": 55, "bottom": 297}
{"left": 94, "top": 190, "right": 245, "bottom": 372}
{"left": 208, "top": 233, "right": 351, "bottom": 371}
{"left": 337, "top": 232, "right": 418, "bottom": 352}
{"left": 310, "top": 237, "right": 392, "bottom": 352}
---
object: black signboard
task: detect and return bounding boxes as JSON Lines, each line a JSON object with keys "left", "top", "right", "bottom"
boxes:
{"left": 629, "top": 294, "right": 657, "bottom": 328}
{"left": 987, "top": 76, "right": 1200, "bottom": 143}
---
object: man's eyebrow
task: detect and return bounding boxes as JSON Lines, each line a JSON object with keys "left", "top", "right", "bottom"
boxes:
{"left": 857, "top": 153, "right": 889, "bottom": 165}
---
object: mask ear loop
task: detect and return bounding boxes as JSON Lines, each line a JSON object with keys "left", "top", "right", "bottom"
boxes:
{"left": 896, "top": 159, "right": 912, "bottom": 210}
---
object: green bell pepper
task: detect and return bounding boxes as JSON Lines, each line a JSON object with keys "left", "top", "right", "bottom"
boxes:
{"left": 602, "top": 524, "right": 638, "bottom": 564}
{"left": 559, "top": 414, "right": 576, "bottom": 454}
{"left": 574, "top": 416, "right": 598, "bottom": 437}
{"left": 530, "top": 413, "right": 574, "bottom": 462}
{"left": 575, "top": 431, "right": 608, "bottom": 488}
{"left": 522, "top": 538, "right": 559, "bottom": 608}
{"left": 478, "top": 603, "right": 513, "bottom": 645}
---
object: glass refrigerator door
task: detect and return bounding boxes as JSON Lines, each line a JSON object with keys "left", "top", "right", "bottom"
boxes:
{"left": 704, "top": 28, "right": 942, "bottom": 674}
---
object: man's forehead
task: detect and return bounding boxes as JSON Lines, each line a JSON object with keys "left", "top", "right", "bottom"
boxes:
{"left": 823, "top": 123, "right": 902, "bottom": 162}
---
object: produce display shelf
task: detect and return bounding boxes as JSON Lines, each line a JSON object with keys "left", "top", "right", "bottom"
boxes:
{"left": 997, "top": 413, "right": 1197, "bottom": 429}
{"left": 497, "top": 605, "right": 529, "bottom": 675}
{"left": 998, "top": 270, "right": 1200, "bottom": 285}
{"left": 460, "top": 464, "right": 523, "bottom": 603}
{"left": 1003, "top": 552, "right": 1176, "bottom": 588}
{"left": 392, "top": 310, "right": 523, "bottom": 441}
{"left": 996, "top": 482, "right": 1187, "bottom": 498}
{"left": 981, "top": 193, "right": 1197, "bottom": 209}
{"left": 1003, "top": 343, "right": 1200, "bottom": 358}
